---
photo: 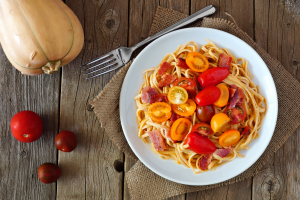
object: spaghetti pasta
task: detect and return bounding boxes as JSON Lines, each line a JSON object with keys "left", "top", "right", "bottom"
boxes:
{"left": 134, "top": 39, "right": 267, "bottom": 173}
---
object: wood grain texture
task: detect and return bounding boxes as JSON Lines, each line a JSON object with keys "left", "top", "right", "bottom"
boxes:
{"left": 57, "top": 0, "right": 128, "bottom": 199}
{"left": 0, "top": 50, "right": 60, "bottom": 198}
{"left": 253, "top": 0, "right": 300, "bottom": 199}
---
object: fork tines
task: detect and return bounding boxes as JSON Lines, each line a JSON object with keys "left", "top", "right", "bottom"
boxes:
{"left": 80, "top": 50, "right": 123, "bottom": 79}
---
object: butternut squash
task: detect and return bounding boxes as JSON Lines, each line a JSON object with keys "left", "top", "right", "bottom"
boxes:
{"left": 0, "top": 0, "right": 84, "bottom": 75}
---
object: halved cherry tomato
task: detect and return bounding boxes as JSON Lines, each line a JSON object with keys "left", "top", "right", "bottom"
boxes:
{"left": 172, "top": 99, "right": 196, "bottom": 116}
{"left": 198, "top": 67, "right": 229, "bottom": 88}
{"left": 196, "top": 105, "right": 215, "bottom": 123}
{"left": 195, "top": 86, "right": 221, "bottom": 106}
{"left": 168, "top": 86, "right": 188, "bottom": 104}
{"left": 224, "top": 105, "right": 247, "bottom": 124}
{"left": 173, "top": 78, "right": 196, "bottom": 92}
{"left": 184, "top": 132, "right": 216, "bottom": 154}
{"left": 176, "top": 58, "right": 189, "bottom": 69}
{"left": 191, "top": 122, "right": 213, "bottom": 136}
{"left": 170, "top": 118, "right": 192, "bottom": 141}
{"left": 186, "top": 52, "right": 209, "bottom": 72}
{"left": 210, "top": 113, "right": 230, "bottom": 132}
{"left": 213, "top": 84, "right": 229, "bottom": 107}
{"left": 219, "top": 130, "right": 240, "bottom": 146}
{"left": 148, "top": 102, "right": 172, "bottom": 122}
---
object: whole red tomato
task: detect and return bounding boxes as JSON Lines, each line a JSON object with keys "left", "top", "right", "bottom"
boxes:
{"left": 184, "top": 132, "right": 216, "bottom": 154}
{"left": 10, "top": 111, "right": 43, "bottom": 143}
{"left": 195, "top": 86, "right": 221, "bottom": 106}
{"left": 55, "top": 131, "right": 77, "bottom": 152}
{"left": 38, "top": 163, "right": 61, "bottom": 184}
{"left": 196, "top": 105, "right": 215, "bottom": 123}
{"left": 198, "top": 67, "right": 229, "bottom": 88}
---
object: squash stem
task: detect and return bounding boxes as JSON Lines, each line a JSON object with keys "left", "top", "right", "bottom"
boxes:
{"left": 42, "top": 60, "right": 62, "bottom": 74}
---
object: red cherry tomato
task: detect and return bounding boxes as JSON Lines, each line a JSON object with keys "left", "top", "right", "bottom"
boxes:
{"left": 173, "top": 77, "right": 196, "bottom": 98}
{"left": 38, "top": 163, "right": 61, "bottom": 184}
{"left": 198, "top": 67, "right": 229, "bottom": 88}
{"left": 196, "top": 105, "right": 215, "bottom": 123}
{"left": 55, "top": 131, "right": 78, "bottom": 152}
{"left": 191, "top": 123, "right": 213, "bottom": 136}
{"left": 10, "top": 111, "right": 43, "bottom": 143}
{"left": 195, "top": 86, "right": 221, "bottom": 106}
{"left": 224, "top": 105, "right": 247, "bottom": 124}
{"left": 184, "top": 132, "right": 216, "bottom": 154}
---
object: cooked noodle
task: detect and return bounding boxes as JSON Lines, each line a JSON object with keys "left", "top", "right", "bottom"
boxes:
{"left": 134, "top": 39, "right": 267, "bottom": 173}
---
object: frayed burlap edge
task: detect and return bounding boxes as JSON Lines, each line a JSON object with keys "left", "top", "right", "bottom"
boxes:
{"left": 90, "top": 61, "right": 138, "bottom": 161}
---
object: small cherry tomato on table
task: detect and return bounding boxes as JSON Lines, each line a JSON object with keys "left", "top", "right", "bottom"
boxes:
{"left": 170, "top": 118, "right": 192, "bottom": 141}
{"left": 38, "top": 163, "right": 62, "bottom": 184}
{"left": 224, "top": 105, "right": 247, "bottom": 124}
{"left": 210, "top": 113, "right": 230, "bottom": 133}
{"left": 167, "top": 86, "right": 188, "bottom": 104}
{"left": 184, "top": 132, "right": 216, "bottom": 154}
{"left": 10, "top": 110, "right": 43, "bottom": 143}
{"left": 55, "top": 130, "right": 78, "bottom": 152}
{"left": 148, "top": 102, "right": 172, "bottom": 123}
{"left": 213, "top": 83, "right": 229, "bottom": 107}
{"left": 186, "top": 52, "right": 209, "bottom": 72}
{"left": 196, "top": 105, "right": 215, "bottom": 123}
{"left": 195, "top": 86, "right": 221, "bottom": 106}
{"left": 219, "top": 129, "right": 240, "bottom": 146}
{"left": 172, "top": 99, "right": 196, "bottom": 117}
{"left": 198, "top": 67, "right": 229, "bottom": 88}
{"left": 191, "top": 122, "right": 213, "bottom": 136}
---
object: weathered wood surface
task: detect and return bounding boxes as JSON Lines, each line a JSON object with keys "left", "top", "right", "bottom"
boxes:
{"left": 0, "top": 0, "right": 300, "bottom": 199}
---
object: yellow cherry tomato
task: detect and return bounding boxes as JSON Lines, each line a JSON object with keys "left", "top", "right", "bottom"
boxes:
{"left": 213, "top": 83, "right": 229, "bottom": 107}
{"left": 186, "top": 52, "right": 209, "bottom": 72}
{"left": 172, "top": 99, "right": 197, "bottom": 117}
{"left": 168, "top": 86, "right": 188, "bottom": 104}
{"left": 170, "top": 118, "right": 192, "bottom": 141}
{"left": 210, "top": 113, "right": 230, "bottom": 132}
{"left": 219, "top": 130, "right": 241, "bottom": 146}
{"left": 148, "top": 102, "right": 172, "bottom": 123}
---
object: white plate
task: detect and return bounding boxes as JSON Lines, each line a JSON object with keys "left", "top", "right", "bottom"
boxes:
{"left": 120, "top": 28, "right": 278, "bottom": 185}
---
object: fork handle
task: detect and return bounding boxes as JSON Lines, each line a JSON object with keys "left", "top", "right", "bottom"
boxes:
{"left": 132, "top": 5, "right": 216, "bottom": 50}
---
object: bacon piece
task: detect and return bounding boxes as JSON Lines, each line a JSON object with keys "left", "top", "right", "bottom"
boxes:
{"left": 158, "top": 74, "right": 177, "bottom": 87}
{"left": 218, "top": 53, "right": 232, "bottom": 70}
{"left": 170, "top": 112, "right": 180, "bottom": 122}
{"left": 241, "top": 126, "right": 251, "bottom": 138}
{"left": 199, "top": 154, "right": 213, "bottom": 170}
{"left": 151, "top": 94, "right": 168, "bottom": 103}
{"left": 158, "top": 62, "right": 173, "bottom": 76}
{"left": 176, "top": 58, "right": 189, "bottom": 69}
{"left": 214, "top": 149, "right": 230, "bottom": 158}
{"left": 228, "top": 85, "right": 245, "bottom": 108}
{"left": 148, "top": 130, "right": 168, "bottom": 151}
{"left": 141, "top": 86, "right": 158, "bottom": 104}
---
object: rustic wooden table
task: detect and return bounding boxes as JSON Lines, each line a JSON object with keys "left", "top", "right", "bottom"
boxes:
{"left": 1, "top": 0, "right": 299, "bottom": 199}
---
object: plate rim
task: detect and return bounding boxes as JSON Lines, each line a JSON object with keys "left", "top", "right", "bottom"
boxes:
{"left": 119, "top": 27, "right": 278, "bottom": 185}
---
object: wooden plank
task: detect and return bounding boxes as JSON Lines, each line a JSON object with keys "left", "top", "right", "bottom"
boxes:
{"left": 124, "top": 1, "right": 189, "bottom": 200}
{"left": 253, "top": 0, "right": 300, "bottom": 199}
{"left": 188, "top": 0, "right": 254, "bottom": 199}
{"left": 57, "top": 0, "right": 128, "bottom": 199}
{"left": 0, "top": 46, "right": 59, "bottom": 198}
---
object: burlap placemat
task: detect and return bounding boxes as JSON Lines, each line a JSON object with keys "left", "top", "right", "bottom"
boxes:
{"left": 90, "top": 6, "right": 300, "bottom": 200}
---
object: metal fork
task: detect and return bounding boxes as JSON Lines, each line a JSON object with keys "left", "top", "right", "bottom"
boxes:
{"left": 81, "top": 5, "right": 216, "bottom": 79}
